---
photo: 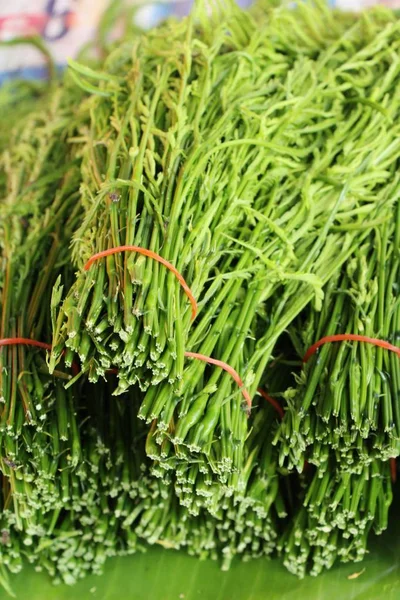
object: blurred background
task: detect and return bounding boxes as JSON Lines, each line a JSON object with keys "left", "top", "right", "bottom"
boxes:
{"left": 0, "top": 0, "right": 251, "bottom": 83}
{"left": 0, "top": 0, "right": 397, "bottom": 84}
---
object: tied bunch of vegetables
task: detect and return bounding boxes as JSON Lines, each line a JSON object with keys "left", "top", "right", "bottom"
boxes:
{"left": 271, "top": 201, "right": 400, "bottom": 577}
{"left": 50, "top": 0, "right": 399, "bottom": 499}
{"left": 276, "top": 214, "right": 400, "bottom": 474}
{"left": 1, "top": 0, "right": 400, "bottom": 590}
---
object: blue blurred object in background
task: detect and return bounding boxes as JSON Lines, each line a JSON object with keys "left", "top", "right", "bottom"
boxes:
{"left": 0, "top": 0, "right": 252, "bottom": 83}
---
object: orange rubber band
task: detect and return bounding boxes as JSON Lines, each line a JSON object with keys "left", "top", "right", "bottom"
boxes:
{"left": 303, "top": 334, "right": 400, "bottom": 363}
{"left": 0, "top": 338, "right": 52, "bottom": 351}
{"left": 390, "top": 458, "right": 397, "bottom": 483}
{"left": 184, "top": 351, "right": 251, "bottom": 412}
{"left": 257, "top": 387, "right": 284, "bottom": 419}
{"left": 0, "top": 338, "right": 79, "bottom": 376}
{"left": 107, "top": 367, "right": 119, "bottom": 375}
{"left": 84, "top": 246, "right": 198, "bottom": 321}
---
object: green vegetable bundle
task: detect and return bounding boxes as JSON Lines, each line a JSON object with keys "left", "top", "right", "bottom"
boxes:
{"left": 0, "top": 81, "right": 86, "bottom": 506}
{"left": 137, "top": 1, "right": 400, "bottom": 518}
{"left": 50, "top": 0, "right": 400, "bottom": 496}
{"left": 276, "top": 202, "right": 400, "bottom": 474}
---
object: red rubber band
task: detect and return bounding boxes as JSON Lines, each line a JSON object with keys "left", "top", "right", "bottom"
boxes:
{"left": 303, "top": 334, "right": 400, "bottom": 363}
{"left": 257, "top": 387, "right": 284, "bottom": 419}
{"left": 184, "top": 351, "right": 251, "bottom": 412}
{"left": 0, "top": 338, "right": 52, "bottom": 351}
{"left": 0, "top": 338, "right": 79, "bottom": 376}
{"left": 84, "top": 246, "right": 198, "bottom": 321}
{"left": 390, "top": 458, "right": 397, "bottom": 483}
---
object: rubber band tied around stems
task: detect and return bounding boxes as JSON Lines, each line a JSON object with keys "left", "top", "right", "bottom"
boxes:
{"left": 303, "top": 333, "right": 399, "bottom": 483}
{"left": 303, "top": 334, "right": 400, "bottom": 363}
{"left": 257, "top": 387, "right": 284, "bottom": 419}
{"left": 84, "top": 246, "right": 198, "bottom": 321}
{"left": 184, "top": 351, "right": 251, "bottom": 413}
{"left": 390, "top": 458, "right": 397, "bottom": 483}
{"left": 0, "top": 338, "right": 79, "bottom": 376}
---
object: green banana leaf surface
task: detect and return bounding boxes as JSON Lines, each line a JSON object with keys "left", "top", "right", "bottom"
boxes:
{"left": 6, "top": 503, "right": 400, "bottom": 600}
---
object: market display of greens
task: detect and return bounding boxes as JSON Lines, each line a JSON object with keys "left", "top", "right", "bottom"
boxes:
{"left": 1, "top": 0, "right": 400, "bottom": 591}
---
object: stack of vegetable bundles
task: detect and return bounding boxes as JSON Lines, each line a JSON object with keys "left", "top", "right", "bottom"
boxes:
{"left": 0, "top": 0, "right": 400, "bottom": 588}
